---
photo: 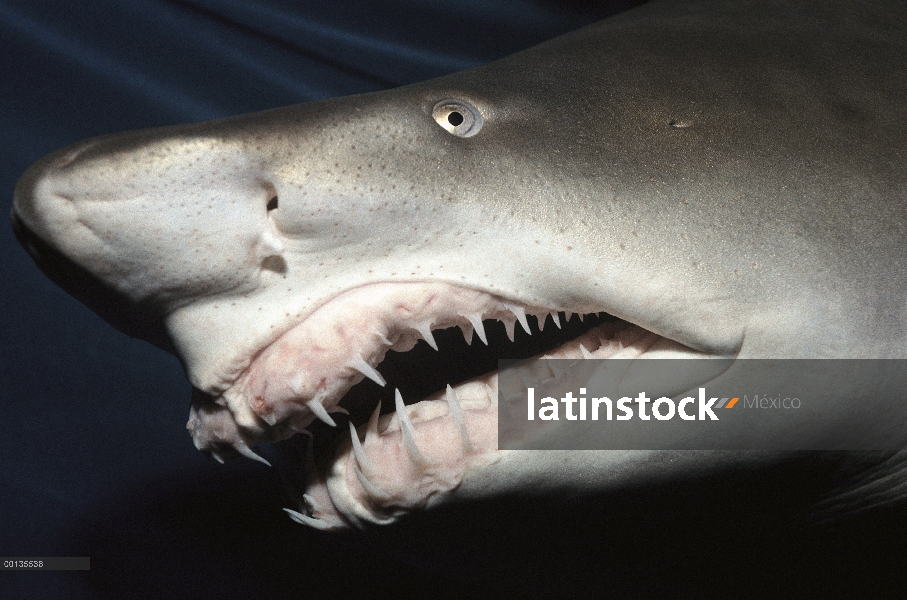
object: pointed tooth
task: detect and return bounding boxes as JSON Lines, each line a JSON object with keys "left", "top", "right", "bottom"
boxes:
{"left": 349, "top": 421, "right": 377, "bottom": 474}
{"left": 395, "top": 389, "right": 429, "bottom": 465}
{"left": 283, "top": 508, "right": 335, "bottom": 530}
{"left": 372, "top": 328, "right": 391, "bottom": 345}
{"left": 211, "top": 451, "right": 225, "bottom": 465}
{"left": 233, "top": 441, "right": 272, "bottom": 466}
{"left": 483, "top": 382, "right": 497, "bottom": 403}
{"left": 503, "top": 319, "right": 516, "bottom": 342}
{"left": 550, "top": 362, "right": 566, "bottom": 379}
{"left": 445, "top": 384, "right": 472, "bottom": 452}
{"left": 619, "top": 341, "right": 624, "bottom": 350}
{"left": 348, "top": 354, "right": 386, "bottom": 386}
{"left": 551, "top": 312, "right": 562, "bottom": 328}
{"left": 414, "top": 323, "right": 438, "bottom": 350}
{"left": 579, "top": 343, "right": 594, "bottom": 359}
{"left": 504, "top": 303, "right": 531, "bottom": 334}
{"left": 354, "top": 465, "right": 391, "bottom": 500}
{"left": 579, "top": 312, "right": 585, "bottom": 322}
{"left": 307, "top": 397, "right": 337, "bottom": 427}
{"left": 466, "top": 314, "right": 488, "bottom": 345}
{"left": 459, "top": 322, "right": 474, "bottom": 345}
{"left": 365, "top": 402, "right": 382, "bottom": 443}
{"left": 566, "top": 311, "right": 574, "bottom": 322}
{"left": 536, "top": 313, "right": 546, "bottom": 332}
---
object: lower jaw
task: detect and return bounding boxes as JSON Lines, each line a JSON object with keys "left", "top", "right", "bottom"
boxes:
{"left": 289, "top": 319, "right": 696, "bottom": 529}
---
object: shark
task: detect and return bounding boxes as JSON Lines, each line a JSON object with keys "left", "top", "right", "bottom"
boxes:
{"left": 10, "top": 0, "right": 907, "bottom": 533}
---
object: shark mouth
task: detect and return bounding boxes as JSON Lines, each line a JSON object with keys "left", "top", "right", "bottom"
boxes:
{"left": 186, "top": 282, "right": 693, "bottom": 529}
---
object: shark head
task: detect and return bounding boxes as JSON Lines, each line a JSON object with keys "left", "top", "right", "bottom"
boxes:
{"left": 12, "top": 0, "right": 907, "bottom": 530}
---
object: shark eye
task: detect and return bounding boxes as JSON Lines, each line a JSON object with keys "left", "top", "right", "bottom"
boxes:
{"left": 432, "top": 100, "right": 483, "bottom": 137}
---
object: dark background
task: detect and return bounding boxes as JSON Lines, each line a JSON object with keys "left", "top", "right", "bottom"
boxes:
{"left": 3, "top": 1, "right": 907, "bottom": 598}
{"left": 0, "top": 1, "right": 641, "bottom": 598}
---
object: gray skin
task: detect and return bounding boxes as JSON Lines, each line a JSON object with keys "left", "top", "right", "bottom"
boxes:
{"left": 10, "top": 0, "right": 907, "bottom": 527}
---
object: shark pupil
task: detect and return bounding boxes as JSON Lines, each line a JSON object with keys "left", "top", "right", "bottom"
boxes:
{"left": 447, "top": 111, "right": 464, "bottom": 126}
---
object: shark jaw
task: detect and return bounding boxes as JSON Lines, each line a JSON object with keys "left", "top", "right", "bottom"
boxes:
{"left": 179, "top": 279, "right": 711, "bottom": 530}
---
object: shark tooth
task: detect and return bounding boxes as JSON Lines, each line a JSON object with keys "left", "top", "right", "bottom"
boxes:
{"left": 258, "top": 412, "right": 278, "bottom": 426}
{"left": 233, "top": 440, "right": 271, "bottom": 466}
{"left": 503, "top": 318, "right": 516, "bottom": 342}
{"left": 413, "top": 322, "right": 438, "bottom": 350}
{"left": 504, "top": 302, "right": 531, "bottom": 334}
{"left": 549, "top": 362, "right": 567, "bottom": 379}
{"left": 348, "top": 354, "right": 386, "bottom": 386}
{"left": 395, "top": 389, "right": 428, "bottom": 465}
{"left": 365, "top": 401, "right": 382, "bottom": 443}
{"left": 445, "top": 384, "right": 472, "bottom": 452}
{"left": 307, "top": 396, "right": 337, "bottom": 427}
{"left": 459, "top": 322, "right": 474, "bottom": 345}
{"left": 302, "top": 493, "right": 318, "bottom": 512}
{"left": 283, "top": 508, "right": 335, "bottom": 530}
{"left": 551, "top": 311, "right": 562, "bottom": 329}
{"left": 465, "top": 313, "right": 488, "bottom": 345}
{"left": 354, "top": 465, "right": 391, "bottom": 500}
{"left": 371, "top": 328, "right": 392, "bottom": 345}
{"left": 579, "top": 343, "right": 595, "bottom": 359}
{"left": 483, "top": 383, "right": 496, "bottom": 404}
{"left": 349, "top": 421, "right": 376, "bottom": 474}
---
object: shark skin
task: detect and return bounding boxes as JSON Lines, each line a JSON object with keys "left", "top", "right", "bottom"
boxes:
{"left": 10, "top": 0, "right": 907, "bottom": 531}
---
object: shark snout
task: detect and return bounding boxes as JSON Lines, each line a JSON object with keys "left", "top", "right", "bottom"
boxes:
{"left": 11, "top": 150, "right": 176, "bottom": 350}
{"left": 12, "top": 124, "right": 288, "bottom": 311}
{"left": 11, "top": 144, "right": 86, "bottom": 262}
{"left": 12, "top": 138, "right": 121, "bottom": 290}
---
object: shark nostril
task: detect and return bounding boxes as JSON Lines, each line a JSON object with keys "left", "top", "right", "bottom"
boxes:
{"left": 267, "top": 196, "right": 278, "bottom": 211}
{"left": 262, "top": 255, "right": 287, "bottom": 273}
